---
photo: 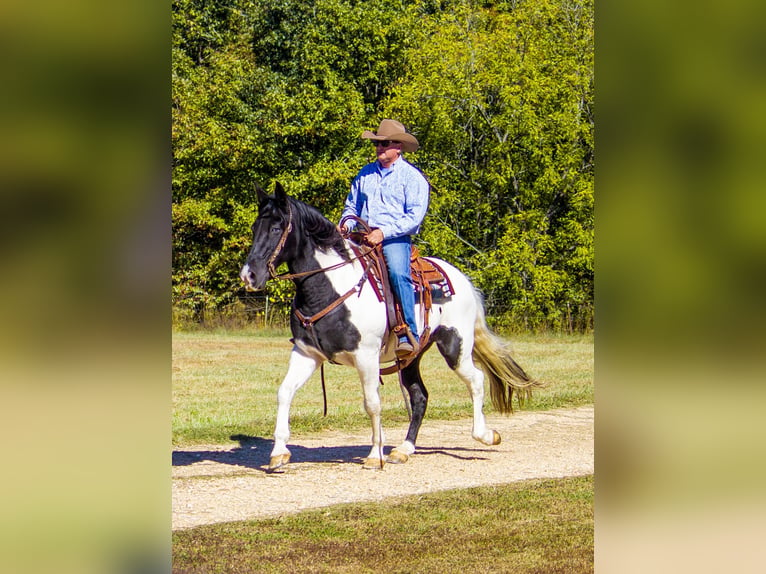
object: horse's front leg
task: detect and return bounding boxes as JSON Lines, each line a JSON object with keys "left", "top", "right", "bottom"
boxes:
{"left": 269, "top": 348, "right": 321, "bottom": 470}
{"left": 356, "top": 352, "right": 386, "bottom": 469}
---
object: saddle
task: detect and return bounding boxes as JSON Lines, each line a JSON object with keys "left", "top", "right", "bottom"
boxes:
{"left": 347, "top": 232, "right": 455, "bottom": 373}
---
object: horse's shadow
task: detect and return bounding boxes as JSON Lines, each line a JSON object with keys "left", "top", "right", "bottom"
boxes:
{"left": 172, "top": 435, "right": 372, "bottom": 474}
{"left": 172, "top": 435, "right": 493, "bottom": 473}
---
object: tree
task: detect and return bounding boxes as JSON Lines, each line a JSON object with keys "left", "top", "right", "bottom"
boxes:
{"left": 384, "top": 0, "right": 594, "bottom": 329}
{"left": 171, "top": 0, "right": 594, "bottom": 331}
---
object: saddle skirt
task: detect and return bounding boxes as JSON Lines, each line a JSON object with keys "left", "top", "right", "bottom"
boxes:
{"left": 409, "top": 246, "right": 455, "bottom": 303}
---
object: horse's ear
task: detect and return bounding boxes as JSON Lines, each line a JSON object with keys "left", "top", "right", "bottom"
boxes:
{"left": 255, "top": 183, "right": 269, "bottom": 206}
{"left": 274, "top": 181, "right": 289, "bottom": 208}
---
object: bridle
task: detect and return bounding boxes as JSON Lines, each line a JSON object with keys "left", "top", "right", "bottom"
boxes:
{"left": 261, "top": 207, "right": 380, "bottom": 329}
{"left": 266, "top": 201, "right": 294, "bottom": 279}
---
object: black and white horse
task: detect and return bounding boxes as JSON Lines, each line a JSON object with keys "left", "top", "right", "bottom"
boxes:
{"left": 240, "top": 183, "right": 538, "bottom": 470}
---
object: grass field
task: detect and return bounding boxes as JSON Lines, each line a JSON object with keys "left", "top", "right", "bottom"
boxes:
{"left": 172, "top": 329, "right": 593, "bottom": 446}
{"left": 173, "top": 329, "right": 594, "bottom": 572}
{"left": 173, "top": 475, "right": 593, "bottom": 573}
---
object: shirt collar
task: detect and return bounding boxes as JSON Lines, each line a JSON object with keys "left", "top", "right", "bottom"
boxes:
{"left": 376, "top": 156, "right": 401, "bottom": 175}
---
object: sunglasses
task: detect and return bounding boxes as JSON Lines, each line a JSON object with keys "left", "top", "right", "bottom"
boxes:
{"left": 371, "top": 140, "right": 397, "bottom": 148}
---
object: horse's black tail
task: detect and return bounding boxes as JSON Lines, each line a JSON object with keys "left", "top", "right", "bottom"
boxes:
{"left": 471, "top": 289, "right": 542, "bottom": 414}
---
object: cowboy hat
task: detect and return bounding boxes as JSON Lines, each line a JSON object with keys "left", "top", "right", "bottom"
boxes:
{"left": 361, "top": 119, "right": 419, "bottom": 152}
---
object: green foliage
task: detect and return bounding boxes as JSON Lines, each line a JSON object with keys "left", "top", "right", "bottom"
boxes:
{"left": 172, "top": 0, "right": 594, "bottom": 331}
{"left": 386, "top": 0, "right": 593, "bottom": 330}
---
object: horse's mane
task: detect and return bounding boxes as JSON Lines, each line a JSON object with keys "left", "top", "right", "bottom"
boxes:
{"left": 289, "top": 198, "right": 349, "bottom": 259}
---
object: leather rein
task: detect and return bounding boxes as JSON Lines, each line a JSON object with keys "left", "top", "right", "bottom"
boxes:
{"left": 267, "top": 204, "right": 373, "bottom": 285}
{"left": 265, "top": 207, "right": 381, "bottom": 335}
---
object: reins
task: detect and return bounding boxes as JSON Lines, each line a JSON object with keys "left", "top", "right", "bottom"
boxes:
{"left": 266, "top": 206, "right": 375, "bottom": 282}
{"left": 269, "top": 254, "right": 371, "bottom": 281}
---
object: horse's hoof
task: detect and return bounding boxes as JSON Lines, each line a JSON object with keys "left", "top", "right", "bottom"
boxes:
{"left": 362, "top": 457, "right": 385, "bottom": 470}
{"left": 492, "top": 430, "right": 502, "bottom": 445}
{"left": 386, "top": 449, "right": 409, "bottom": 464}
{"left": 268, "top": 453, "right": 291, "bottom": 470}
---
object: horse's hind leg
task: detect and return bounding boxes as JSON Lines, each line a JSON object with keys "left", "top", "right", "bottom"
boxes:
{"left": 435, "top": 326, "right": 499, "bottom": 446}
{"left": 269, "top": 349, "right": 321, "bottom": 470}
{"left": 454, "top": 356, "right": 500, "bottom": 446}
{"left": 388, "top": 358, "right": 428, "bottom": 464}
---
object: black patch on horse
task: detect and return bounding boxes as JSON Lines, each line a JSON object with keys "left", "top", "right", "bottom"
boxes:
{"left": 285, "top": 198, "right": 361, "bottom": 358}
{"left": 290, "top": 199, "right": 349, "bottom": 259}
{"left": 431, "top": 326, "right": 462, "bottom": 370}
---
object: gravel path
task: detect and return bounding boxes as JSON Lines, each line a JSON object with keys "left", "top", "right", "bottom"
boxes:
{"left": 172, "top": 405, "right": 593, "bottom": 530}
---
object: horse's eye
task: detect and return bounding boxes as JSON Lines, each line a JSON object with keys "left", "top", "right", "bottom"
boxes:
{"left": 271, "top": 226, "right": 282, "bottom": 234}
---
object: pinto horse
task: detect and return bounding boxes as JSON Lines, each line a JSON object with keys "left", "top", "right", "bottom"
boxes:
{"left": 240, "top": 182, "right": 538, "bottom": 470}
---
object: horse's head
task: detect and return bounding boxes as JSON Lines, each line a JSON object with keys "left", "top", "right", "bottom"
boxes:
{"left": 240, "top": 182, "right": 294, "bottom": 291}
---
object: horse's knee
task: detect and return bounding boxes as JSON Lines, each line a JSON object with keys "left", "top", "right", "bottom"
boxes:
{"left": 363, "top": 397, "right": 382, "bottom": 417}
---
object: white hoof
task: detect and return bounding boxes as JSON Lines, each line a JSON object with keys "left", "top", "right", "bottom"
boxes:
{"left": 475, "top": 430, "right": 502, "bottom": 446}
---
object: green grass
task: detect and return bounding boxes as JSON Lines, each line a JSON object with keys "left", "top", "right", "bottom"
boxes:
{"left": 172, "top": 330, "right": 593, "bottom": 446}
{"left": 172, "top": 475, "right": 593, "bottom": 573}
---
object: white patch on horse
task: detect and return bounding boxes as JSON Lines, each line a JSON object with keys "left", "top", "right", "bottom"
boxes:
{"left": 239, "top": 263, "right": 253, "bottom": 290}
{"left": 314, "top": 246, "right": 388, "bottom": 348}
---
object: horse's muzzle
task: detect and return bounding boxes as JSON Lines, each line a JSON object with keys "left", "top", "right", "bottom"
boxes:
{"left": 240, "top": 264, "right": 266, "bottom": 292}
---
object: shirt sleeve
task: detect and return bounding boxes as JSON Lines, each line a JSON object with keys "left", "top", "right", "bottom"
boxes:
{"left": 340, "top": 175, "right": 361, "bottom": 226}
{"left": 378, "top": 169, "right": 429, "bottom": 239}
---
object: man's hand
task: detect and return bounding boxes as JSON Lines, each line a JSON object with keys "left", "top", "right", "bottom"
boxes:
{"left": 364, "top": 228, "right": 384, "bottom": 246}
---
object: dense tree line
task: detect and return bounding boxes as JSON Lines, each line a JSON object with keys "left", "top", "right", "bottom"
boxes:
{"left": 172, "top": 0, "right": 593, "bottom": 331}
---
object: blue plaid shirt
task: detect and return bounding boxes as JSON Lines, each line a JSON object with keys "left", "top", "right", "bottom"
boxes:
{"left": 341, "top": 158, "right": 429, "bottom": 239}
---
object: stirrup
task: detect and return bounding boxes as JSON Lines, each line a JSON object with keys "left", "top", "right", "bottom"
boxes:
{"left": 394, "top": 327, "right": 419, "bottom": 359}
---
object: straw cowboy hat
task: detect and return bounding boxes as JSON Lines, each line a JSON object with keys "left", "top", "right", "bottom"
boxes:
{"left": 361, "top": 119, "right": 420, "bottom": 153}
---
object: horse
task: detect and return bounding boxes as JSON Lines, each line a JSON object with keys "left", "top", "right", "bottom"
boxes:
{"left": 239, "top": 182, "right": 539, "bottom": 470}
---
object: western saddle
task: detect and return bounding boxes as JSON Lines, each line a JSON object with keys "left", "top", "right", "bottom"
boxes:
{"left": 342, "top": 218, "right": 455, "bottom": 373}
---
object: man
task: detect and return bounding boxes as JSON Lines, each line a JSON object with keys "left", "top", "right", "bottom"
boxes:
{"left": 339, "top": 119, "right": 430, "bottom": 358}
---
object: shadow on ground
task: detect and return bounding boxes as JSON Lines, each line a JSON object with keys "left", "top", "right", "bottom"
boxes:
{"left": 172, "top": 434, "right": 494, "bottom": 473}
{"left": 172, "top": 435, "right": 372, "bottom": 473}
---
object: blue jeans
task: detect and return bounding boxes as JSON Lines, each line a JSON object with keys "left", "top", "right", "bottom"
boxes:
{"left": 382, "top": 236, "right": 419, "bottom": 342}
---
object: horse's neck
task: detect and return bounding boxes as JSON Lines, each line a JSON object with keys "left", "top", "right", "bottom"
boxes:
{"left": 288, "top": 242, "right": 355, "bottom": 295}
{"left": 287, "top": 238, "right": 344, "bottom": 269}
{"left": 312, "top": 244, "right": 353, "bottom": 275}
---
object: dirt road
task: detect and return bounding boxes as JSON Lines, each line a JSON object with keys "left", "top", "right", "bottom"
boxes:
{"left": 172, "top": 405, "right": 593, "bottom": 530}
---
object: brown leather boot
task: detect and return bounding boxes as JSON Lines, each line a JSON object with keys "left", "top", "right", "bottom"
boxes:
{"left": 395, "top": 338, "right": 419, "bottom": 359}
